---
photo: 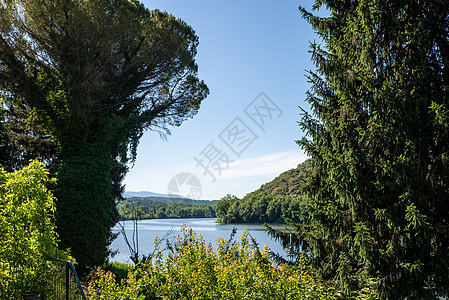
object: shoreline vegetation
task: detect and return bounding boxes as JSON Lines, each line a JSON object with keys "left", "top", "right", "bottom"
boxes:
{"left": 119, "top": 161, "right": 310, "bottom": 224}
{"left": 91, "top": 226, "right": 378, "bottom": 299}
{"left": 118, "top": 197, "right": 217, "bottom": 220}
{"left": 216, "top": 161, "right": 309, "bottom": 224}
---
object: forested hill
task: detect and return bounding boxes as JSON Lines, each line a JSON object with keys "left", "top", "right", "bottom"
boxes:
{"left": 216, "top": 160, "right": 309, "bottom": 224}
{"left": 246, "top": 161, "right": 309, "bottom": 197}
{"left": 118, "top": 196, "right": 218, "bottom": 220}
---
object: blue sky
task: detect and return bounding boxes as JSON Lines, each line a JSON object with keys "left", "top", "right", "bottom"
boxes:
{"left": 123, "top": 0, "right": 322, "bottom": 200}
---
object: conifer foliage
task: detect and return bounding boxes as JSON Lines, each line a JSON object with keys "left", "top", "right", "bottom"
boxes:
{"left": 272, "top": 1, "right": 449, "bottom": 298}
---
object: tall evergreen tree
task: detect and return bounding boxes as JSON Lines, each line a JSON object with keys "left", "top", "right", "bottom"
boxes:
{"left": 269, "top": 1, "right": 449, "bottom": 298}
{"left": 0, "top": 0, "right": 208, "bottom": 269}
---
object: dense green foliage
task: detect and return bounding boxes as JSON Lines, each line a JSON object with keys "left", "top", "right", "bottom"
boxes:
{"left": 217, "top": 161, "right": 309, "bottom": 224}
{"left": 0, "top": 161, "right": 70, "bottom": 299}
{"left": 87, "top": 226, "right": 378, "bottom": 299}
{"left": 118, "top": 198, "right": 216, "bottom": 220}
{"left": 269, "top": 1, "right": 449, "bottom": 299}
{"left": 102, "top": 261, "right": 131, "bottom": 284}
{"left": 0, "top": 0, "right": 208, "bottom": 269}
{"left": 215, "top": 194, "right": 239, "bottom": 222}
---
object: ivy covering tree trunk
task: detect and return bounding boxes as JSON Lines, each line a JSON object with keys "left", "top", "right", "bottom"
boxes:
{"left": 0, "top": 0, "right": 208, "bottom": 269}
{"left": 55, "top": 147, "right": 117, "bottom": 269}
{"left": 268, "top": 1, "right": 449, "bottom": 299}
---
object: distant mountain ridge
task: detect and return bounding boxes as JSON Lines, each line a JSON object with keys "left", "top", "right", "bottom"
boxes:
{"left": 121, "top": 190, "right": 218, "bottom": 206}
{"left": 118, "top": 192, "right": 218, "bottom": 220}
{"left": 123, "top": 191, "right": 184, "bottom": 199}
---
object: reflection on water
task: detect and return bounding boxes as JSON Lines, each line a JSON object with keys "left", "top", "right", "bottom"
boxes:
{"left": 109, "top": 218, "right": 288, "bottom": 264}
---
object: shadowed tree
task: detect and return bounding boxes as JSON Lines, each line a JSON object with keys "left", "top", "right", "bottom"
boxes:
{"left": 0, "top": 103, "right": 58, "bottom": 171}
{"left": 0, "top": 0, "right": 208, "bottom": 269}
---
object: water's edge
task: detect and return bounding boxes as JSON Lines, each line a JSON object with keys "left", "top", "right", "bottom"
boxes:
{"left": 109, "top": 217, "right": 288, "bottom": 264}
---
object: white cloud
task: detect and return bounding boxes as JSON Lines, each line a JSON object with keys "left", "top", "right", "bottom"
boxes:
{"left": 220, "top": 150, "right": 308, "bottom": 179}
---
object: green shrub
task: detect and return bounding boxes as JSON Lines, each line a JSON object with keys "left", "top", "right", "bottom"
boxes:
{"left": 103, "top": 261, "right": 132, "bottom": 283}
{"left": 0, "top": 160, "right": 70, "bottom": 299}
{"left": 87, "top": 226, "right": 378, "bottom": 299}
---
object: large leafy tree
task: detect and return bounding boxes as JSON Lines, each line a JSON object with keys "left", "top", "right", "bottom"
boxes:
{"left": 0, "top": 0, "right": 208, "bottom": 269}
{"left": 269, "top": 1, "right": 449, "bottom": 298}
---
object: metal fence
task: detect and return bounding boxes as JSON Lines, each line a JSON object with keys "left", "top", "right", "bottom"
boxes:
{"left": 45, "top": 259, "right": 87, "bottom": 300}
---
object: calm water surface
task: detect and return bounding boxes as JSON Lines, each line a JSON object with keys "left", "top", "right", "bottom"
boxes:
{"left": 109, "top": 218, "right": 288, "bottom": 264}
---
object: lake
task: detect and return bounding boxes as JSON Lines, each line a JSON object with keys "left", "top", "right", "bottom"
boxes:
{"left": 109, "top": 218, "right": 289, "bottom": 264}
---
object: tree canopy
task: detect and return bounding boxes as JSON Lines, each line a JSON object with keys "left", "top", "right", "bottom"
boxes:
{"left": 0, "top": 0, "right": 208, "bottom": 269}
{"left": 269, "top": 1, "right": 449, "bottom": 299}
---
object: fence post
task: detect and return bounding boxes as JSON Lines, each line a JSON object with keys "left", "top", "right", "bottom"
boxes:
{"left": 68, "top": 261, "right": 87, "bottom": 300}
{"left": 66, "top": 261, "right": 70, "bottom": 300}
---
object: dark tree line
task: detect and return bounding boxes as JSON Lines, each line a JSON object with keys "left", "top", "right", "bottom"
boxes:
{"left": 119, "top": 201, "right": 216, "bottom": 220}
{"left": 216, "top": 194, "right": 307, "bottom": 224}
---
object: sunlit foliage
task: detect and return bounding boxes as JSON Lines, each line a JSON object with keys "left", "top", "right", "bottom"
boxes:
{"left": 87, "top": 226, "right": 378, "bottom": 299}
{"left": 0, "top": 161, "right": 70, "bottom": 298}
